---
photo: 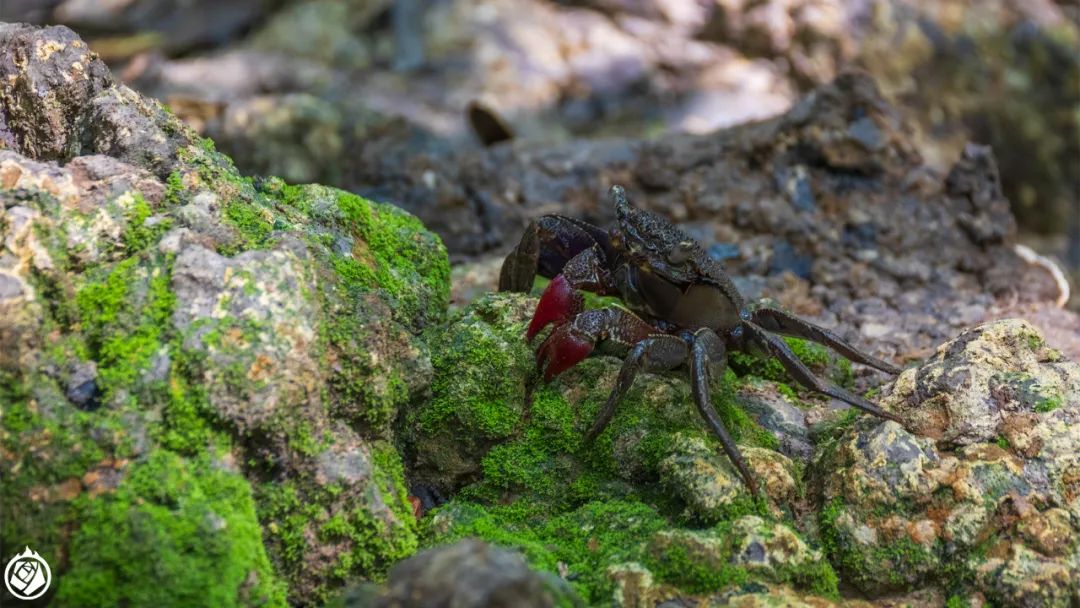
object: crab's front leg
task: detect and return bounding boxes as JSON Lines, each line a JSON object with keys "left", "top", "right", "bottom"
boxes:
{"left": 535, "top": 306, "right": 657, "bottom": 381}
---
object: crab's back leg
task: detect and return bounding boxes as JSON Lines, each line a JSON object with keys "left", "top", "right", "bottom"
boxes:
{"left": 498, "top": 215, "right": 612, "bottom": 293}
{"left": 751, "top": 307, "right": 901, "bottom": 374}
{"left": 689, "top": 329, "right": 759, "bottom": 497}
{"left": 743, "top": 322, "right": 902, "bottom": 422}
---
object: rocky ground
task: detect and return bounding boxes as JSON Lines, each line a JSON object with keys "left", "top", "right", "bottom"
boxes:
{"left": 3, "top": 0, "right": 1077, "bottom": 292}
{"left": 1, "top": 18, "right": 1078, "bottom": 608}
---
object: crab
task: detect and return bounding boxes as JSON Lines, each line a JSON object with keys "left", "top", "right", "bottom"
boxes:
{"left": 498, "top": 185, "right": 902, "bottom": 497}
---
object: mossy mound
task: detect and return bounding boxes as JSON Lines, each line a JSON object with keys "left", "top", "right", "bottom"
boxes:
{"left": 424, "top": 501, "right": 838, "bottom": 605}
{"left": 401, "top": 292, "right": 840, "bottom": 604}
{"left": 1, "top": 105, "right": 447, "bottom": 605}
{"left": 57, "top": 450, "right": 285, "bottom": 607}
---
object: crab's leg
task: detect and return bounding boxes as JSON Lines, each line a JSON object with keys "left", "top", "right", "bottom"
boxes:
{"left": 498, "top": 215, "right": 612, "bottom": 293}
{"left": 743, "top": 322, "right": 902, "bottom": 422}
{"left": 537, "top": 306, "right": 656, "bottom": 382}
{"left": 689, "top": 329, "right": 759, "bottom": 497}
{"left": 751, "top": 307, "right": 901, "bottom": 374}
{"left": 583, "top": 333, "right": 688, "bottom": 442}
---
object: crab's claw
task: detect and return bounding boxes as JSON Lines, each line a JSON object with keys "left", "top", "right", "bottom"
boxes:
{"left": 537, "top": 324, "right": 595, "bottom": 382}
{"left": 527, "top": 274, "right": 582, "bottom": 342}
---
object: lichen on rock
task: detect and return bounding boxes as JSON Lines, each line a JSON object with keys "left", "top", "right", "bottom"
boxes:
{"left": 815, "top": 320, "right": 1080, "bottom": 605}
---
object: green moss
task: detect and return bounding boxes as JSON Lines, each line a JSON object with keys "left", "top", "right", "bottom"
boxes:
{"left": 165, "top": 171, "right": 185, "bottom": 206}
{"left": 729, "top": 336, "right": 852, "bottom": 389}
{"left": 287, "top": 420, "right": 321, "bottom": 457}
{"left": 833, "top": 357, "right": 854, "bottom": 389}
{"left": 459, "top": 387, "right": 586, "bottom": 507}
{"left": 370, "top": 442, "right": 418, "bottom": 535}
{"left": 729, "top": 336, "right": 823, "bottom": 378}
{"left": 809, "top": 407, "right": 860, "bottom": 464}
{"left": 56, "top": 450, "right": 286, "bottom": 607}
{"left": 317, "top": 309, "right": 408, "bottom": 435}
{"left": 122, "top": 193, "right": 172, "bottom": 253}
{"left": 646, "top": 532, "right": 749, "bottom": 594}
{"left": 321, "top": 503, "right": 417, "bottom": 584}
{"left": 424, "top": 499, "right": 670, "bottom": 604}
{"left": 714, "top": 371, "right": 781, "bottom": 451}
{"left": 328, "top": 190, "right": 450, "bottom": 327}
{"left": 258, "top": 482, "right": 318, "bottom": 568}
{"left": 154, "top": 364, "right": 216, "bottom": 454}
{"left": 819, "top": 498, "right": 937, "bottom": 591}
{"left": 418, "top": 301, "right": 532, "bottom": 439}
{"left": 1023, "top": 331, "right": 1044, "bottom": 351}
{"left": 995, "top": 435, "right": 1011, "bottom": 449}
{"left": 255, "top": 443, "right": 418, "bottom": 602}
{"left": 75, "top": 255, "right": 176, "bottom": 401}
{"left": 1034, "top": 394, "right": 1061, "bottom": 413}
{"left": 223, "top": 198, "right": 275, "bottom": 252}
{"left": 774, "top": 382, "right": 801, "bottom": 402}
{"left": 427, "top": 499, "right": 836, "bottom": 603}
{"left": 1, "top": 375, "right": 114, "bottom": 563}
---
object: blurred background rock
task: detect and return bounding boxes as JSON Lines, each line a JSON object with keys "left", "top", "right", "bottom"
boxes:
{"left": 2, "top": 0, "right": 1077, "bottom": 307}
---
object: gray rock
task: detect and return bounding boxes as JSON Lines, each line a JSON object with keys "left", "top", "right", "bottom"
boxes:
{"left": 735, "top": 381, "right": 812, "bottom": 460}
{"left": 0, "top": 23, "right": 198, "bottom": 176}
{"left": 372, "top": 540, "right": 567, "bottom": 608}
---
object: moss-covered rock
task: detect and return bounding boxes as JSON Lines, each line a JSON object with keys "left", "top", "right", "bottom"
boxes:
{"left": 402, "top": 292, "right": 787, "bottom": 506}
{"left": 814, "top": 320, "right": 1080, "bottom": 603}
{"left": 337, "top": 539, "right": 577, "bottom": 608}
{"left": 0, "top": 23, "right": 450, "bottom": 607}
{"left": 408, "top": 297, "right": 1078, "bottom": 605}
{"left": 403, "top": 292, "right": 842, "bottom": 604}
{"left": 56, "top": 450, "right": 285, "bottom": 607}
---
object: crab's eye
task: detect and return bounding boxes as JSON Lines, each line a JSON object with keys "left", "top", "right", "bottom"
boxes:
{"left": 667, "top": 241, "right": 695, "bottom": 265}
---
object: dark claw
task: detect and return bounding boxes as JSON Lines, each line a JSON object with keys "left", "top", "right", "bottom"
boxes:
{"left": 498, "top": 215, "right": 614, "bottom": 294}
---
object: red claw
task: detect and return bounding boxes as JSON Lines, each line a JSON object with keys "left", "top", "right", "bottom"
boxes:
{"left": 527, "top": 274, "right": 582, "bottom": 342}
{"left": 537, "top": 325, "right": 595, "bottom": 382}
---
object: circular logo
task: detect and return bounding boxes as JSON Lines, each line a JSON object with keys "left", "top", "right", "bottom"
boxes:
{"left": 4, "top": 546, "right": 52, "bottom": 600}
